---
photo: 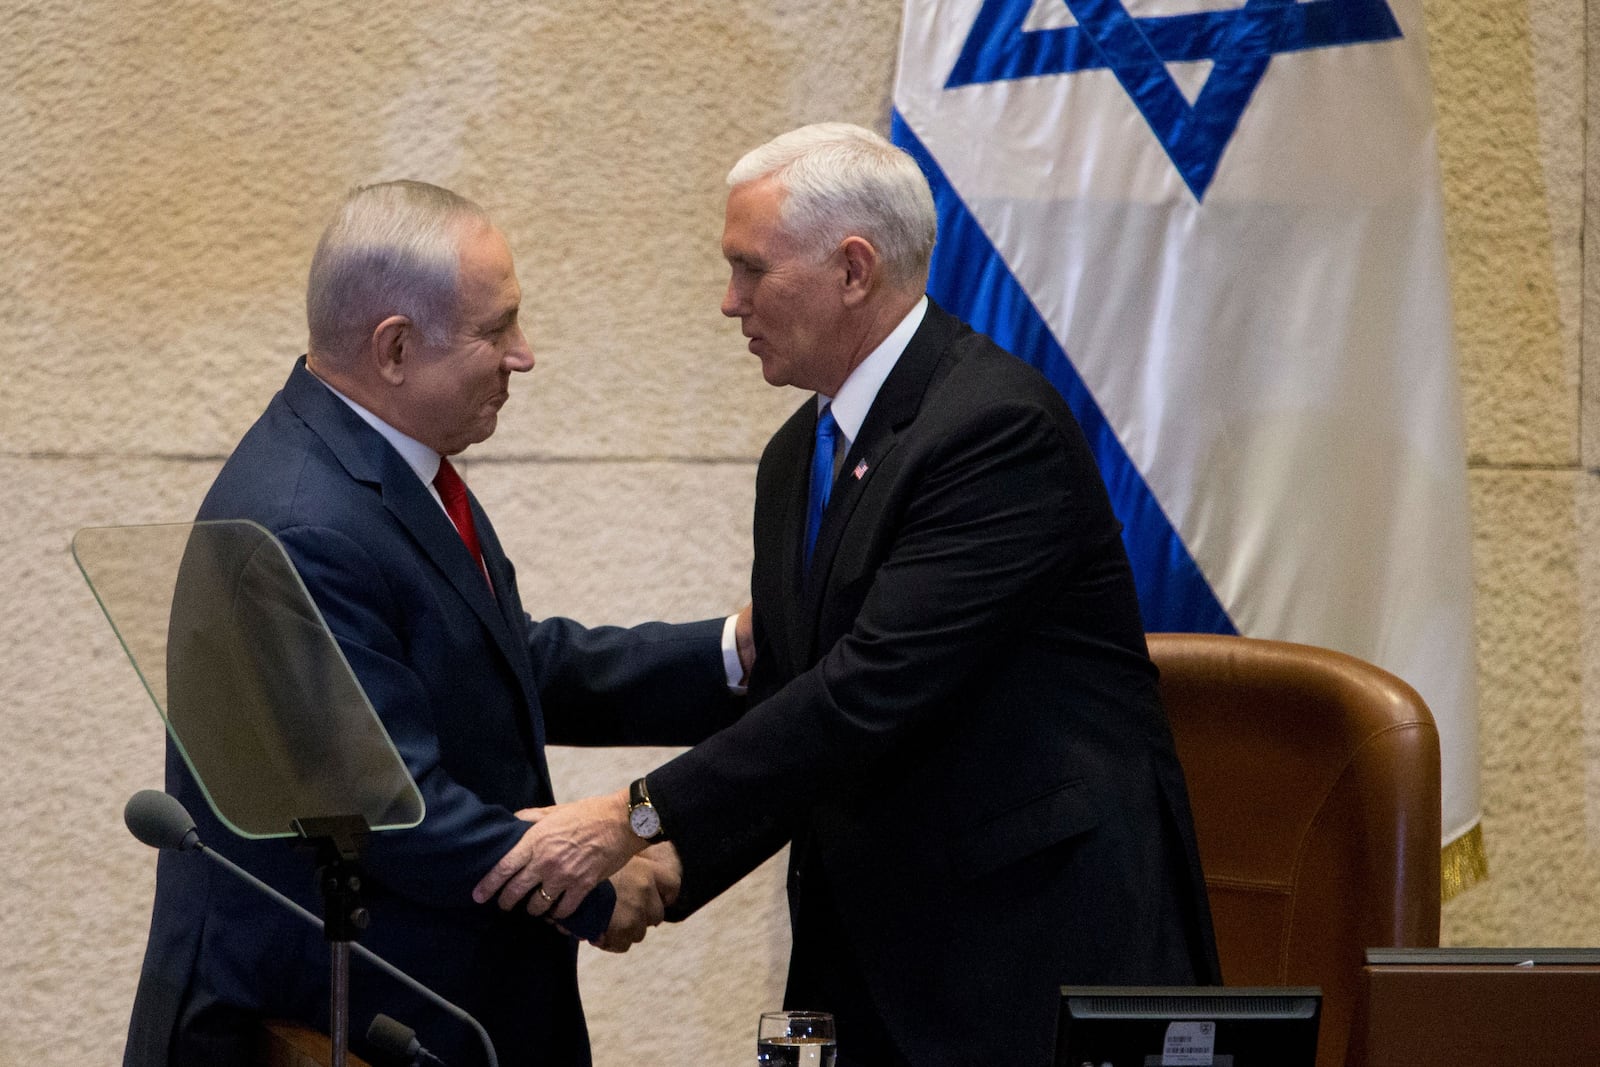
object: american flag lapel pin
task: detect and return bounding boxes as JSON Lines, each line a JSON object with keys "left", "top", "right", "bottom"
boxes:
{"left": 853, "top": 459, "right": 869, "bottom": 480}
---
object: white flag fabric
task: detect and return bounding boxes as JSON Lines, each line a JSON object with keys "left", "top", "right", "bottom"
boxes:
{"left": 893, "top": 0, "right": 1482, "bottom": 888}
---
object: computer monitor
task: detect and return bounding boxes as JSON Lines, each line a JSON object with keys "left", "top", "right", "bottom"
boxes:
{"left": 1055, "top": 986, "right": 1321, "bottom": 1067}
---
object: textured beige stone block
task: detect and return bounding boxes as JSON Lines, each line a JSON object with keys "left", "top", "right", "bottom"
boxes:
{"left": 1, "top": 0, "right": 901, "bottom": 463}
{"left": 1424, "top": 0, "right": 1576, "bottom": 467}
{"left": 1442, "top": 470, "right": 1600, "bottom": 945}
{"left": 1586, "top": 0, "right": 1600, "bottom": 469}
{"left": 468, "top": 458, "right": 757, "bottom": 622}
{"left": 2, "top": 458, "right": 220, "bottom": 1065}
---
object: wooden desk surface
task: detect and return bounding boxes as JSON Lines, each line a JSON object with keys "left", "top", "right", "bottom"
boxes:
{"left": 258, "top": 1019, "right": 375, "bottom": 1067}
{"left": 1350, "top": 960, "right": 1600, "bottom": 1067}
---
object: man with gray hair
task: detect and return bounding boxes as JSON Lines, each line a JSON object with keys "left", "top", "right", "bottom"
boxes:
{"left": 479, "top": 125, "right": 1220, "bottom": 1064}
{"left": 124, "top": 180, "right": 747, "bottom": 1067}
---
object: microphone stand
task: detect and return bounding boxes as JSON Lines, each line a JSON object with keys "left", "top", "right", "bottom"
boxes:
{"left": 125, "top": 790, "right": 499, "bottom": 1067}
{"left": 293, "top": 815, "right": 374, "bottom": 1067}
{"left": 211, "top": 825, "right": 500, "bottom": 1067}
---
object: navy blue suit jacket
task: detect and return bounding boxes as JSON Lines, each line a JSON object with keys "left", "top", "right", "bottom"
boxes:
{"left": 124, "top": 360, "right": 739, "bottom": 1067}
{"left": 652, "top": 303, "right": 1219, "bottom": 1065}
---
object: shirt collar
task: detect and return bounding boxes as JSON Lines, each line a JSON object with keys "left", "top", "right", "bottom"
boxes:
{"left": 817, "top": 295, "right": 928, "bottom": 444}
{"left": 311, "top": 367, "right": 444, "bottom": 488}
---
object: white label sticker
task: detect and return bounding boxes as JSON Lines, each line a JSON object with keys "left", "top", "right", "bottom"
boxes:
{"left": 1161, "top": 1020, "right": 1216, "bottom": 1066}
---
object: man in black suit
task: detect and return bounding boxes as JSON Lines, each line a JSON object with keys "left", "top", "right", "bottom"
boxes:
{"left": 478, "top": 125, "right": 1220, "bottom": 1065}
{"left": 124, "top": 180, "right": 746, "bottom": 1067}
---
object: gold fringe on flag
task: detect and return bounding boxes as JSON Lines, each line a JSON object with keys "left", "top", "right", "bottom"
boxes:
{"left": 1440, "top": 822, "right": 1488, "bottom": 903}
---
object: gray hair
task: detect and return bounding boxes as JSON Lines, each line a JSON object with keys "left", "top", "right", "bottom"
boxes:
{"left": 727, "top": 122, "right": 936, "bottom": 291}
{"left": 305, "top": 180, "right": 490, "bottom": 360}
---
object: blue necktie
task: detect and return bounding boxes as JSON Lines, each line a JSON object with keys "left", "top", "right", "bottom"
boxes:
{"left": 804, "top": 406, "right": 841, "bottom": 571}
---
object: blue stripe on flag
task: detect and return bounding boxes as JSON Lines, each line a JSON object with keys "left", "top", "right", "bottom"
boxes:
{"left": 891, "top": 112, "right": 1235, "bottom": 635}
{"left": 946, "top": 0, "right": 1402, "bottom": 87}
{"left": 944, "top": 0, "right": 1402, "bottom": 198}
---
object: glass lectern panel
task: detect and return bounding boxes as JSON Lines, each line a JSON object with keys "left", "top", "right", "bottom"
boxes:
{"left": 73, "top": 520, "right": 423, "bottom": 839}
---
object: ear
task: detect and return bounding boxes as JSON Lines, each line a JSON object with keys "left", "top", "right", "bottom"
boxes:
{"left": 370, "top": 315, "right": 412, "bottom": 386}
{"left": 838, "top": 236, "right": 879, "bottom": 308}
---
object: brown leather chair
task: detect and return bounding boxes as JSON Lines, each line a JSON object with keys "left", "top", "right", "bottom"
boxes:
{"left": 1148, "top": 633, "right": 1442, "bottom": 1067}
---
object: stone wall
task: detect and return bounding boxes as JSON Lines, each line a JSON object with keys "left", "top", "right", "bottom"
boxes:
{"left": 1, "top": 1, "right": 1591, "bottom": 1062}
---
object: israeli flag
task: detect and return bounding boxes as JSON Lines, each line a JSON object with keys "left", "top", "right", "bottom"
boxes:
{"left": 893, "top": 0, "right": 1481, "bottom": 886}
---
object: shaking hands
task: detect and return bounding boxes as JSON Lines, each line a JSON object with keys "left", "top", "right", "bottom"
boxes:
{"left": 474, "top": 789, "right": 676, "bottom": 952}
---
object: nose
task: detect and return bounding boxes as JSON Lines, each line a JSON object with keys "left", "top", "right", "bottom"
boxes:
{"left": 721, "top": 278, "right": 744, "bottom": 319}
{"left": 505, "top": 326, "right": 535, "bottom": 373}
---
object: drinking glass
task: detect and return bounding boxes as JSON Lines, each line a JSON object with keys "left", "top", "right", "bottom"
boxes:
{"left": 756, "top": 1010, "right": 837, "bottom": 1067}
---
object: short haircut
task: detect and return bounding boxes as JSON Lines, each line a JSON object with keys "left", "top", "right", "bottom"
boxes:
{"left": 305, "top": 180, "right": 491, "bottom": 361}
{"left": 727, "top": 122, "right": 937, "bottom": 291}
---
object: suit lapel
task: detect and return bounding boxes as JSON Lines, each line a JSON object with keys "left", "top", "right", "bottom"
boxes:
{"left": 763, "top": 403, "right": 817, "bottom": 676}
{"left": 474, "top": 505, "right": 525, "bottom": 635}
{"left": 800, "top": 303, "right": 961, "bottom": 641}
{"left": 470, "top": 503, "right": 551, "bottom": 763}
{"left": 281, "top": 363, "right": 541, "bottom": 712}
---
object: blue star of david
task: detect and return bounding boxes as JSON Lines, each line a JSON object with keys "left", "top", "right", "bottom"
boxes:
{"left": 946, "top": 0, "right": 1402, "bottom": 199}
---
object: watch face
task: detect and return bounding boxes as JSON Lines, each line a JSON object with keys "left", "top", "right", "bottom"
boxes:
{"left": 630, "top": 804, "right": 661, "bottom": 839}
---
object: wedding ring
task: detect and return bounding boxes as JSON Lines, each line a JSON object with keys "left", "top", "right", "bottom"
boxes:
{"left": 537, "top": 887, "right": 554, "bottom": 904}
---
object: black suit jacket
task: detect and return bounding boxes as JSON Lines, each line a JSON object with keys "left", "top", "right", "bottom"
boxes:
{"left": 124, "top": 360, "right": 739, "bottom": 1067}
{"left": 653, "top": 302, "right": 1219, "bottom": 1065}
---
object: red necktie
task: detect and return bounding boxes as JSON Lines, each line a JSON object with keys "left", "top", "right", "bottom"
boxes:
{"left": 433, "top": 457, "right": 489, "bottom": 585}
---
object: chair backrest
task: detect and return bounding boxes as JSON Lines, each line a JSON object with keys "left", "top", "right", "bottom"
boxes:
{"left": 1147, "top": 633, "right": 1442, "bottom": 1067}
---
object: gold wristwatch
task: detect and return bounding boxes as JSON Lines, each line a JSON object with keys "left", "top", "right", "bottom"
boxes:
{"left": 628, "top": 777, "right": 666, "bottom": 843}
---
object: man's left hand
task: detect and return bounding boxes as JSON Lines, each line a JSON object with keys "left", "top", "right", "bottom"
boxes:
{"left": 472, "top": 788, "right": 639, "bottom": 917}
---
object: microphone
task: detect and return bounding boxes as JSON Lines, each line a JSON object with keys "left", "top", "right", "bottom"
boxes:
{"left": 124, "top": 788, "right": 200, "bottom": 851}
{"left": 367, "top": 1013, "right": 448, "bottom": 1067}
{"left": 123, "top": 790, "right": 500, "bottom": 1067}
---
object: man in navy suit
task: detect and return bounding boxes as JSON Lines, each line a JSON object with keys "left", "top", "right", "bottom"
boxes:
{"left": 123, "top": 180, "right": 746, "bottom": 1067}
{"left": 477, "top": 125, "right": 1220, "bottom": 1066}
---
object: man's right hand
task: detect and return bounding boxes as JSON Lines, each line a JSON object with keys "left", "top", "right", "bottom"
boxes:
{"left": 592, "top": 844, "right": 683, "bottom": 953}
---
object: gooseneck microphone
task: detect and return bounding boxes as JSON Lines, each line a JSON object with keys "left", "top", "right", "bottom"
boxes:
{"left": 123, "top": 790, "right": 499, "bottom": 1067}
{"left": 125, "top": 788, "right": 201, "bottom": 852}
{"left": 368, "top": 1013, "right": 449, "bottom": 1067}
